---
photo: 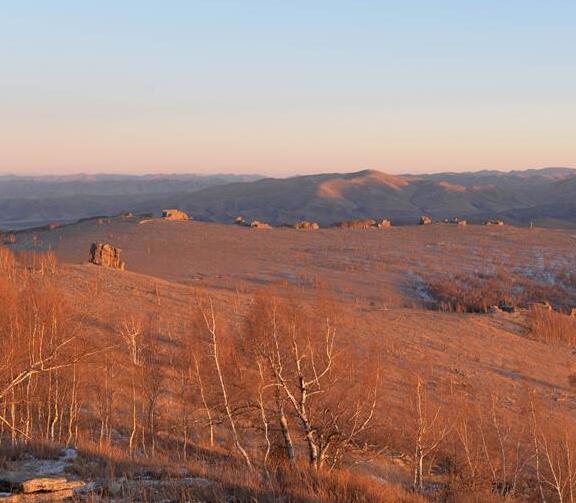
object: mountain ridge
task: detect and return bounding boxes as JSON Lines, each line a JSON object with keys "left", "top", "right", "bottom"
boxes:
{"left": 1, "top": 167, "right": 575, "bottom": 230}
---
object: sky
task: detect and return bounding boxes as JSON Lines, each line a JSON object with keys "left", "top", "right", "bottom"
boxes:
{"left": 0, "top": 1, "right": 575, "bottom": 176}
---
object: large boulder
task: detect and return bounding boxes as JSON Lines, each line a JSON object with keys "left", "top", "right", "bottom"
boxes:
{"left": 89, "top": 243, "right": 125, "bottom": 270}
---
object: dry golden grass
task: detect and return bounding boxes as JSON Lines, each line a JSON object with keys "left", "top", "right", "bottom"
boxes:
{"left": 529, "top": 305, "right": 576, "bottom": 346}
{"left": 2, "top": 219, "right": 576, "bottom": 501}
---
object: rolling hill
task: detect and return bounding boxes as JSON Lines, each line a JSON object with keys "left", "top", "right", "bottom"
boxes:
{"left": 1, "top": 167, "right": 575, "bottom": 230}
{"left": 167, "top": 167, "right": 576, "bottom": 227}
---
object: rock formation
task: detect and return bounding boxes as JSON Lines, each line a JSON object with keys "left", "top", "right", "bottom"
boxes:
{"left": 0, "top": 448, "right": 85, "bottom": 502}
{"left": 89, "top": 243, "right": 125, "bottom": 270}
{"left": 420, "top": 215, "right": 432, "bottom": 225}
{"left": 291, "top": 221, "right": 320, "bottom": 230}
{"left": 249, "top": 220, "right": 272, "bottom": 229}
{"left": 375, "top": 219, "right": 392, "bottom": 228}
{"left": 444, "top": 217, "right": 467, "bottom": 226}
{"left": 332, "top": 219, "right": 377, "bottom": 230}
{"left": 483, "top": 219, "right": 504, "bottom": 226}
{"left": 161, "top": 209, "right": 190, "bottom": 221}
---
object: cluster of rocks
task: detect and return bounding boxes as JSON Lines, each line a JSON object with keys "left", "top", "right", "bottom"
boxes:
{"left": 290, "top": 221, "right": 320, "bottom": 230}
{"left": 234, "top": 217, "right": 272, "bottom": 229}
{"left": 331, "top": 218, "right": 392, "bottom": 230}
{"left": 420, "top": 215, "right": 505, "bottom": 226}
{"left": 444, "top": 217, "right": 467, "bottom": 226}
{"left": 89, "top": 243, "right": 125, "bottom": 270}
{"left": 235, "top": 217, "right": 393, "bottom": 230}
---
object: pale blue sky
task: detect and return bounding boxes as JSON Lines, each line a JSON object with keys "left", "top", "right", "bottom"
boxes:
{"left": 1, "top": 1, "right": 575, "bottom": 175}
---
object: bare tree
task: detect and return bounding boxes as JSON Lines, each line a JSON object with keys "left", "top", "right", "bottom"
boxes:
{"left": 197, "top": 296, "right": 253, "bottom": 469}
{"left": 411, "top": 376, "right": 452, "bottom": 492}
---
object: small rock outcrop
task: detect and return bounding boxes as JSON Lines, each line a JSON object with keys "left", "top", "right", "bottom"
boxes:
{"left": 89, "top": 243, "right": 125, "bottom": 270}
{"left": 250, "top": 220, "right": 272, "bottom": 229}
{"left": 235, "top": 216, "right": 249, "bottom": 227}
{"left": 483, "top": 219, "right": 504, "bottom": 226}
{"left": 375, "top": 219, "right": 392, "bottom": 228}
{"left": 444, "top": 217, "right": 467, "bottom": 226}
{"left": 332, "top": 219, "right": 377, "bottom": 230}
{"left": 291, "top": 221, "right": 320, "bottom": 230}
{"left": 420, "top": 215, "right": 432, "bottom": 225}
{"left": 0, "top": 448, "right": 84, "bottom": 502}
{"left": 161, "top": 209, "right": 190, "bottom": 221}
{"left": 332, "top": 219, "right": 391, "bottom": 229}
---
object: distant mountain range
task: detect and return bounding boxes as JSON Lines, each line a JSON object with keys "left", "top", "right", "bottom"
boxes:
{"left": 1, "top": 168, "right": 575, "bottom": 230}
{"left": 0, "top": 173, "right": 261, "bottom": 229}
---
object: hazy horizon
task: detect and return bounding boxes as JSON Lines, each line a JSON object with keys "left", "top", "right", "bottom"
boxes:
{"left": 2, "top": 1, "right": 575, "bottom": 175}
{"left": 0, "top": 164, "right": 575, "bottom": 179}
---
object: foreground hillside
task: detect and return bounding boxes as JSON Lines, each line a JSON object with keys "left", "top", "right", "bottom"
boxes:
{"left": 2, "top": 219, "right": 576, "bottom": 501}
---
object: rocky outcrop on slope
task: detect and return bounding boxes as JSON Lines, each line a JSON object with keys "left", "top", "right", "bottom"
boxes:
{"left": 0, "top": 449, "right": 85, "bottom": 502}
{"left": 89, "top": 243, "right": 125, "bottom": 270}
